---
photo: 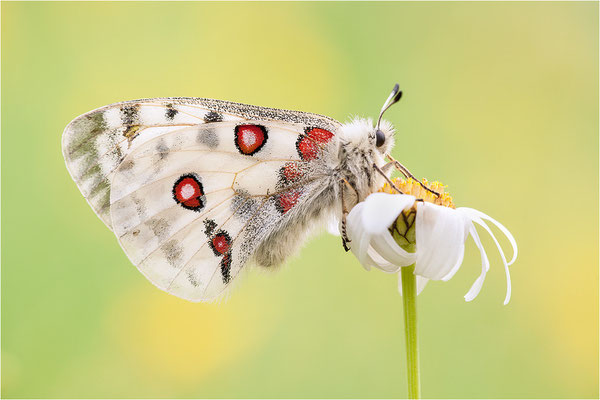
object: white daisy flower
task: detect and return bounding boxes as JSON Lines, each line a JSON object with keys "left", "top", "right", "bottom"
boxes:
{"left": 346, "top": 178, "right": 518, "bottom": 304}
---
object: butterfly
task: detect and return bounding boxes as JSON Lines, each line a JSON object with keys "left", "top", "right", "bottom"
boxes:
{"left": 62, "top": 84, "right": 416, "bottom": 302}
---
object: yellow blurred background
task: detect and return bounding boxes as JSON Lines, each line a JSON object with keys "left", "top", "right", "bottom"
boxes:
{"left": 1, "top": 2, "right": 597, "bottom": 398}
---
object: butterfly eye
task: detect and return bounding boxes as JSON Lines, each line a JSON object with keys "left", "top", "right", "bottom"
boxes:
{"left": 375, "top": 129, "right": 386, "bottom": 147}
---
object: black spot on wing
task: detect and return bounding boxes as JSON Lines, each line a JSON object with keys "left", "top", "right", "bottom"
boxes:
{"left": 165, "top": 104, "right": 178, "bottom": 120}
{"left": 156, "top": 138, "right": 170, "bottom": 161}
{"left": 187, "top": 270, "right": 200, "bottom": 287}
{"left": 146, "top": 217, "right": 169, "bottom": 239}
{"left": 131, "top": 194, "right": 147, "bottom": 220}
{"left": 231, "top": 190, "right": 260, "bottom": 222}
{"left": 203, "top": 111, "right": 223, "bottom": 123}
{"left": 120, "top": 105, "right": 139, "bottom": 126}
{"left": 196, "top": 127, "right": 219, "bottom": 149}
{"left": 203, "top": 219, "right": 217, "bottom": 237}
{"left": 220, "top": 254, "right": 232, "bottom": 283}
{"left": 163, "top": 240, "right": 183, "bottom": 268}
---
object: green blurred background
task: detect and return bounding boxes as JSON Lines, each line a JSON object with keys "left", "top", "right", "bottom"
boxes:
{"left": 2, "top": 1, "right": 598, "bottom": 398}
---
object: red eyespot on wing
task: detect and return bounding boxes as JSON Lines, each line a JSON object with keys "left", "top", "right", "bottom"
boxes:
{"left": 297, "top": 137, "right": 319, "bottom": 161}
{"left": 208, "top": 229, "right": 233, "bottom": 282}
{"left": 277, "top": 190, "right": 302, "bottom": 214}
{"left": 296, "top": 127, "right": 334, "bottom": 160}
{"left": 235, "top": 124, "right": 268, "bottom": 155}
{"left": 211, "top": 231, "right": 232, "bottom": 255}
{"left": 281, "top": 162, "right": 303, "bottom": 184}
{"left": 306, "top": 128, "right": 334, "bottom": 144}
{"left": 173, "top": 174, "right": 205, "bottom": 211}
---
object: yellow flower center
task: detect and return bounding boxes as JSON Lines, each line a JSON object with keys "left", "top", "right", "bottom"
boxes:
{"left": 380, "top": 177, "right": 456, "bottom": 208}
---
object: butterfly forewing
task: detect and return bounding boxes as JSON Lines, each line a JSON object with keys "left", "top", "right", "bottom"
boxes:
{"left": 62, "top": 97, "right": 340, "bottom": 228}
{"left": 63, "top": 98, "right": 342, "bottom": 301}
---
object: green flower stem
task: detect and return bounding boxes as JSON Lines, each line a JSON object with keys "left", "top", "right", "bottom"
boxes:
{"left": 390, "top": 209, "right": 421, "bottom": 399}
{"left": 401, "top": 264, "right": 421, "bottom": 399}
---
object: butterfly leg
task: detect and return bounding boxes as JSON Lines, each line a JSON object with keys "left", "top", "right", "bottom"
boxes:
{"left": 373, "top": 163, "right": 405, "bottom": 194}
{"left": 340, "top": 179, "right": 359, "bottom": 252}
{"left": 381, "top": 161, "right": 395, "bottom": 174}
{"left": 385, "top": 155, "right": 441, "bottom": 197}
{"left": 340, "top": 182, "right": 351, "bottom": 252}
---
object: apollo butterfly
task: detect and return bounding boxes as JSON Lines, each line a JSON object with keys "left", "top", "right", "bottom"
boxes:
{"left": 62, "top": 85, "right": 405, "bottom": 301}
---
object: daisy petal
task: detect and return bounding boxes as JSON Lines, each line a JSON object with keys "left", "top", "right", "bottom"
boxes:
{"left": 371, "top": 230, "right": 417, "bottom": 269}
{"left": 366, "top": 247, "right": 399, "bottom": 272}
{"left": 415, "top": 202, "right": 469, "bottom": 280}
{"left": 355, "top": 230, "right": 372, "bottom": 271}
{"left": 460, "top": 208, "right": 518, "bottom": 266}
{"left": 440, "top": 243, "right": 465, "bottom": 282}
{"left": 360, "top": 193, "right": 416, "bottom": 234}
{"left": 464, "top": 222, "right": 490, "bottom": 302}
{"left": 459, "top": 209, "right": 512, "bottom": 305}
{"left": 346, "top": 202, "right": 371, "bottom": 270}
{"left": 417, "top": 276, "right": 429, "bottom": 295}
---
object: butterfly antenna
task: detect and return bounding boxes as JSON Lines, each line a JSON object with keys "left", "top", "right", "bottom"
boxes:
{"left": 376, "top": 83, "right": 403, "bottom": 130}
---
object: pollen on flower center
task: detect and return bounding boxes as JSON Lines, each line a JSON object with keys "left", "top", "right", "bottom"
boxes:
{"left": 380, "top": 177, "right": 455, "bottom": 208}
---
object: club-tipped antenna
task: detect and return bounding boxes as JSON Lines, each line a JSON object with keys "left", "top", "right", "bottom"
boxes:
{"left": 376, "top": 83, "right": 403, "bottom": 130}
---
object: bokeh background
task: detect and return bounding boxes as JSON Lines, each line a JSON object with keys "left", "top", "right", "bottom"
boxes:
{"left": 2, "top": 2, "right": 598, "bottom": 398}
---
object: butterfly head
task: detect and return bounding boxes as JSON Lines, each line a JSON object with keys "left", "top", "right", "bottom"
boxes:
{"left": 372, "top": 118, "right": 395, "bottom": 155}
{"left": 338, "top": 84, "right": 402, "bottom": 159}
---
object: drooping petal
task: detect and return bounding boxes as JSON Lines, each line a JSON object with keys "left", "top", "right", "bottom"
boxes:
{"left": 458, "top": 208, "right": 513, "bottom": 304}
{"left": 463, "top": 222, "right": 490, "bottom": 302}
{"left": 414, "top": 202, "right": 469, "bottom": 280}
{"left": 366, "top": 247, "right": 398, "bottom": 272}
{"left": 417, "top": 275, "right": 429, "bottom": 295}
{"left": 459, "top": 207, "right": 518, "bottom": 265}
{"left": 360, "top": 193, "right": 416, "bottom": 234}
{"left": 440, "top": 243, "right": 465, "bottom": 282}
{"left": 370, "top": 229, "right": 416, "bottom": 269}
{"left": 346, "top": 202, "right": 371, "bottom": 270}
